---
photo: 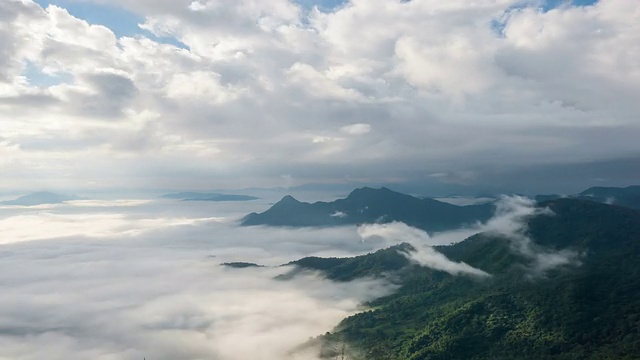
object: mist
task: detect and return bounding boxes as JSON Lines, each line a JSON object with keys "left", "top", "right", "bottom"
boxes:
{"left": 482, "top": 196, "right": 582, "bottom": 275}
{"left": 0, "top": 193, "right": 586, "bottom": 359}
{"left": 355, "top": 195, "right": 582, "bottom": 278}
{"left": 357, "top": 222, "right": 489, "bottom": 277}
{"left": 0, "top": 198, "right": 396, "bottom": 360}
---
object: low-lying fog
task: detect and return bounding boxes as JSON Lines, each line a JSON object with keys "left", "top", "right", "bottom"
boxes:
{"left": 0, "top": 197, "right": 398, "bottom": 360}
{"left": 0, "top": 195, "right": 577, "bottom": 359}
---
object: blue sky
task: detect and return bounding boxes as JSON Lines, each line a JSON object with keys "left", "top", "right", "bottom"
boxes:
{"left": 32, "top": 0, "right": 348, "bottom": 39}
{"left": 31, "top": 0, "right": 599, "bottom": 41}
{"left": 542, "top": 0, "right": 598, "bottom": 11}
{"left": 32, "top": 0, "right": 187, "bottom": 47}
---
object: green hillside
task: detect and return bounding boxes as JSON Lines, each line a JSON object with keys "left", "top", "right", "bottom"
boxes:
{"left": 294, "top": 199, "right": 640, "bottom": 359}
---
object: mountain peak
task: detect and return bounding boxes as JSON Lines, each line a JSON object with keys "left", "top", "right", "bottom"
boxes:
{"left": 277, "top": 195, "right": 300, "bottom": 204}
{"left": 242, "top": 187, "right": 495, "bottom": 231}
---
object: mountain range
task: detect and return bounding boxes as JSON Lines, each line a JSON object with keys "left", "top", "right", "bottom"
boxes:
{"left": 161, "top": 192, "right": 259, "bottom": 202}
{"left": 282, "top": 198, "right": 640, "bottom": 359}
{"left": 242, "top": 187, "right": 495, "bottom": 233}
{"left": 536, "top": 185, "right": 640, "bottom": 210}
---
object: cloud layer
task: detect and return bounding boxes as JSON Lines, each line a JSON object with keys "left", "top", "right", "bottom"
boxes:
{"left": 0, "top": 0, "right": 639, "bottom": 191}
{"left": 0, "top": 199, "right": 398, "bottom": 360}
{"left": 0, "top": 192, "right": 587, "bottom": 358}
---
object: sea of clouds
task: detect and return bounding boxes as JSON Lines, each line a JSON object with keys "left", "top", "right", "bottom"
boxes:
{"left": 0, "top": 194, "right": 580, "bottom": 359}
{"left": 0, "top": 197, "right": 403, "bottom": 360}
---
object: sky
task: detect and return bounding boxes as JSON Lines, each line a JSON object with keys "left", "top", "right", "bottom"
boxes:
{"left": 1, "top": 0, "right": 639, "bottom": 195}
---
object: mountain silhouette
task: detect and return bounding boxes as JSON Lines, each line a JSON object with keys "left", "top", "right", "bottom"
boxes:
{"left": 0, "top": 191, "right": 81, "bottom": 206}
{"left": 242, "top": 187, "right": 494, "bottom": 232}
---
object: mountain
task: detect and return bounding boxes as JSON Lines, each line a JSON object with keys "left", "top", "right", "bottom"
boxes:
{"left": 0, "top": 191, "right": 81, "bottom": 206}
{"left": 287, "top": 199, "right": 640, "bottom": 359}
{"left": 161, "top": 192, "right": 259, "bottom": 202}
{"left": 281, "top": 244, "right": 413, "bottom": 282}
{"left": 535, "top": 185, "right": 640, "bottom": 210}
{"left": 241, "top": 187, "right": 494, "bottom": 232}
{"left": 578, "top": 185, "right": 640, "bottom": 209}
{"left": 221, "top": 262, "right": 264, "bottom": 268}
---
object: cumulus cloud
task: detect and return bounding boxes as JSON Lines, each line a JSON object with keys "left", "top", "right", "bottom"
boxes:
{"left": 0, "top": 198, "right": 396, "bottom": 360}
{"left": 357, "top": 222, "right": 490, "bottom": 277}
{"left": 0, "top": 0, "right": 639, "bottom": 191}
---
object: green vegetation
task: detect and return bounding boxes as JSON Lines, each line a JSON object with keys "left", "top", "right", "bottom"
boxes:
{"left": 297, "top": 199, "right": 640, "bottom": 359}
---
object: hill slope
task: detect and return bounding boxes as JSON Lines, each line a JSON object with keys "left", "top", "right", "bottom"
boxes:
{"left": 292, "top": 199, "right": 640, "bottom": 359}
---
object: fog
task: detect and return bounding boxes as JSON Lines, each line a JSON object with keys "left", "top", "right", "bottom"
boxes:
{"left": 0, "top": 199, "right": 396, "bottom": 360}
{"left": 483, "top": 196, "right": 582, "bottom": 275}
{"left": 355, "top": 196, "right": 582, "bottom": 278}
{"left": 0, "top": 194, "right": 583, "bottom": 359}
{"left": 357, "top": 222, "right": 489, "bottom": 277}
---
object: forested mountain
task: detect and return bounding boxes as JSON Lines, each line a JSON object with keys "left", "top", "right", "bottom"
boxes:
{"left": 242, "top": 187, "right": 494, "bottom": 232}
{"left": 535, "top": 185, "right": 640, "bottom": 210}
{"left": 288, "top": 199, "right": 640, "bottom": 359}
{"left": 578, "top": 186, "right": 640, "bottom": 210}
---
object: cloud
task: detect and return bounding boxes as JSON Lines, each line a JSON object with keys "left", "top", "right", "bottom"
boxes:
{"left": 340, "top": 123, "right": 371, "bottom": 135}
{"left": 357, "top": 222, "right": 490, "bottom": 277}
{"left": 356, "top": 195, "right": 584, "bottom": 277}
{"left": 0, "top": 198, "right": 396, "bottom": 360}
{"left": 0, "top": 0, "right": 639, "bottom": 191}
{"left": 483, "top": 195, "right": 582, "bottom": 275}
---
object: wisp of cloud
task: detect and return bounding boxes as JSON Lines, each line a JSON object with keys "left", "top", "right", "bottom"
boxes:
{"left": 357, "top": 222, "right": 490, "bottom": 277}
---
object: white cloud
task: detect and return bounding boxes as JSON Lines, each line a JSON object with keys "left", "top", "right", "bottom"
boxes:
{"left": 357, "top": 222, "right": 489, "bottom": 277}
{"left": 483, "top": 195, "right": 582, "bottom": 275}
{"left": 0, "top": 0, "right": 639, "bottom": 191}
{"left": 356, "top": 195, "right": 584, "bottom": 277}
{"left": 0, "top": 198, "right": 397, "bottom": 359}
{"left": 340, "top": 123, "right": 371, "bottom": 135}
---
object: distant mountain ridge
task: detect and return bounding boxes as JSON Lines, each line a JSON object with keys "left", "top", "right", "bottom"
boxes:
{"left": 536, "top": 185, "right": 640, "bottom": 210}
{"left": 242, "top": 187, "right": 494, "bottom": 232}
{"left": 0, "top": 191, "right": 81, "bottom": 206}
{"left": 162, "top": 192, "right": 259, "bottom": 202}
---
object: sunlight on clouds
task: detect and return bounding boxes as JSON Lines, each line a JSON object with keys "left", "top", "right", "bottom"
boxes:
{"left": 0, "top": 0, "right": 639, "bottom": 190}
{"left": 0, "top": 212, "right": 225, "bottom": 244}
